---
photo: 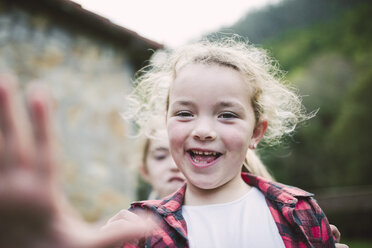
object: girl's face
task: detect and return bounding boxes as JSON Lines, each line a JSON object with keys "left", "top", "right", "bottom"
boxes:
{"left": 167, "top": 64, "right": 266, "bottom": 191}
{"left": 141, "top": 129, "right": 186, "bottom": 198}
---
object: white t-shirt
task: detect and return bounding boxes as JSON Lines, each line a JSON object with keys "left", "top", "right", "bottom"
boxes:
{"left": 182, "top": 187, "right": 285, "bottom": 248}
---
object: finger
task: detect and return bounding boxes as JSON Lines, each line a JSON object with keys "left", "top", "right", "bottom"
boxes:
{"left": 330, "top": 224, "right": 341, "bottom": 243}
{"left": 0, "top": 74, "right": 33, "bottom": 172}
{"left": 57, "top": 210, "right": 157, "bottom": 248}
{"left": 95, "top": 221, "right": 155, "bottom": 247}
{"left": 104, "top": 209, "right": 142, "bottom": 225}
{"left": 26, "top": 83, "right": 56, "bottom": 182}
{"left": 94, "top": 212, "right": 158, "bottom": 248}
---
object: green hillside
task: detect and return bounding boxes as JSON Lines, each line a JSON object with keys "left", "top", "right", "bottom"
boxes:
{"left": 217, "top": 0, "right": 368, "bottom": 44}
{"left": 261, "top": 3, "right": 372, "bottom": 190}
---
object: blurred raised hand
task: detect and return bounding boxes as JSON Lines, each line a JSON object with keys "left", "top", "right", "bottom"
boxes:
{"left": 0, "top": 74, "right": 154, "bottom": 248}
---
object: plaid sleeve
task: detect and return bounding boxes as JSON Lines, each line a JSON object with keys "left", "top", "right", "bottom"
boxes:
{"left": 125, "top": 202, "right": 187, "bottom": 248}
{"left": 294, "top": 197, "right": 336, "bottom": 247}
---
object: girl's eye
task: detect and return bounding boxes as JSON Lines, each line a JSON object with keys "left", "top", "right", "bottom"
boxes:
{"left": 154, "top": 154, "right": 167, "bottom": 161}
{"left": 175, "top": 111, "right": 193, "bottom": 118}
{"left": 218, "top": 112, "right": 238, "bottom": 120}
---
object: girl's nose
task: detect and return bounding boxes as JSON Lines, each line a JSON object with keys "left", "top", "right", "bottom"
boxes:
{"left": 191, "top": 120, "right": 217, "bottom": 141}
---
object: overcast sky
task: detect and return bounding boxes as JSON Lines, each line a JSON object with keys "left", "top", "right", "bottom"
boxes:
{"left": 72, "top": 0, "right": 281, "bottom": 47}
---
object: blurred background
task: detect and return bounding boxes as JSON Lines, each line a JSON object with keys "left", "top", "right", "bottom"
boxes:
{"left": 0, "top": 0, "right": 371, "bottom": 246}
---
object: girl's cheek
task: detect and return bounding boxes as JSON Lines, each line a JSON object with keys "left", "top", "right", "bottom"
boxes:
{"left": 219, "top": 126, "right": 251, "bottom": 149}
{"left": 169, "top": 130, "right": 184, "bottom": 148}
{"left": 168, "top": 121, "right": 188, "bottom": 147}
{"left": 167, "top": 119, "right": 181, "bottom": 134}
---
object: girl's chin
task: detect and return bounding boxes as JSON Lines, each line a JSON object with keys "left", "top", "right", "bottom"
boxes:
{"left": 187, "top": 177, "right": 221, "bottom": 191}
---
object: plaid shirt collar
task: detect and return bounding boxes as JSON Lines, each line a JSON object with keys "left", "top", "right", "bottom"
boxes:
{"left": 241, "top": 172, "right": 313, "bottom": 205}
{"left": 130, "top": 173, "right": 336, "bottom": 247}
{"left": 141, "top": 172, "right": 313, "bottom": 210}
{"left": 134, "top": 173, "right": 314, "bottom": 240}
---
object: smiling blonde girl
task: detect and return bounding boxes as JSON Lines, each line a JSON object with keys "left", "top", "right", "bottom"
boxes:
{"left": 124, "top": 38, "right": 336, "bottom": 248}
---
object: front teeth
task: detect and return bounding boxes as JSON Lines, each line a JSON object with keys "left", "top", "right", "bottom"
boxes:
{"left": 192, "top": 150, "right": 218, "bottom": 156}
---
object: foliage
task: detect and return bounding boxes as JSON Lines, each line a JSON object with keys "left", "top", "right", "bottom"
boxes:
{"left": 264, "top": 3, "right": 372, "bottom": 190}
{"left": 212, "top": 0, "right": 368, "bottom": 44}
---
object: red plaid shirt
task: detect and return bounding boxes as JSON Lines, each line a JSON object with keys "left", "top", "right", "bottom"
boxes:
{"left": 126, "top": 173, "right": 336, "bottom": 248}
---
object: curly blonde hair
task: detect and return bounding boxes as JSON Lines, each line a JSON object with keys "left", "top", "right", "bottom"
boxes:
{"left": 125, "top": 37, "right": 310, "bottom": 146}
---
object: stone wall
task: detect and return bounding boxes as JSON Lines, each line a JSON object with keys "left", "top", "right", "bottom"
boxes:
{"left": 0, "top": 1, "right": 154, "bottom": 222}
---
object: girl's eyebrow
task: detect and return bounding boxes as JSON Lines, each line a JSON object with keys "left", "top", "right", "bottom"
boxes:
{"left": 171, "top": 99, "right": 246, "bottom": 111}
{"left": 171, "top": 100, "right": 195, "bottom": 107}
{"left": 151, "top": 147, "right": 169, "bottom": 153}
{"left": 216, "top": 100, "right": 246, "bottom": 111}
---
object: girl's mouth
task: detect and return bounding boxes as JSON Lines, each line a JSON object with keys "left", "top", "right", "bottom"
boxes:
{"left": 168, "top": 176, "right": 185, "bottom": 183}
{"left": 187, "top": 149, "right": 222, "bottom": 167}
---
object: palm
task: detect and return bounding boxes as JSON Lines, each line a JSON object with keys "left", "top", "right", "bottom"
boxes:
{"left": 0, "top": 172, "right": 57, "bottom": 247}
{"left": 0, "top": 75, "right": 153, "bottom": 248}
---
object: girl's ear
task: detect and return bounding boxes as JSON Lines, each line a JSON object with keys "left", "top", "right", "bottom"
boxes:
{"left": 139, "top": 164, "right": 151, "bottom": 183}
{"left": 250, "top": 120, "right": 268, "bottom": 149}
